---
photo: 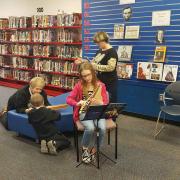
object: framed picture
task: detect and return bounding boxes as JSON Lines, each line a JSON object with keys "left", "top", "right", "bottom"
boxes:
{"left": 125, "top": 25, "right": 140, "bottom": 39}
{"left": 120, "top": 0, "right": 135, "bottom": 5}
{"left": 117, "top": 45, "right": 133, "bottom": 61}
{"left": 150, "top": 63, "right": 163, "bottom": 81}
{"left": 113, "top": 24, "right": 124, "bottom": 39}
{"left": 117, "top": 63, "right": 133, "bottom": 79}
{"left": 152, "top": 10, "right": 171, "bottom": 26}
{"left": 162, "top": 65, "right": 178, "bottom": 82}
{"left": 154, "top": 46, "right": 167, "bottom": 63}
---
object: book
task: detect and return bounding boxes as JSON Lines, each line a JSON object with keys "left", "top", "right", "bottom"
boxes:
{"left": 117, "top": 45, "right": 133, "bottom": 61}
{"left": 162, "top": 64, "right": 178, "bottom": 82}
{"left": 113, "top": 24, "right": 124, "bottom": 39}
{"left": 154, "top": 46, "right": 166, "bottom": 62}
{"left": 137, "top": 62, "right": 152, "bottom": 80}
{"left": 116, "top": 63, "right": 133, "bottom": 79}
{"left": 150, "top": 63, "right": 163, "bottom": 81}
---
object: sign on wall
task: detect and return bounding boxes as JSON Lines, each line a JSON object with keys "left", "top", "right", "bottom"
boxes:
{"left": 119, "top": 0, "right": 135, "bottom": 5}
{"left": 152, "top": 10, "right": 171, "bottom": 26}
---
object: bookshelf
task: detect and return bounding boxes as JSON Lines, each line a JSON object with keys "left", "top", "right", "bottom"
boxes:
{"left": 0, "top": 13, "right": 82, "bottom": 96}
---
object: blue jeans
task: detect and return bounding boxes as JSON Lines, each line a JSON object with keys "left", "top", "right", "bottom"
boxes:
{"left": 79, "top": 113, "right": 106, "bottom": 148}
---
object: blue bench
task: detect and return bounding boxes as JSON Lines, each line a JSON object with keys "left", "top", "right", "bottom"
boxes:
{"left": 7, "top": 92, "right": 73, "bottom": 140}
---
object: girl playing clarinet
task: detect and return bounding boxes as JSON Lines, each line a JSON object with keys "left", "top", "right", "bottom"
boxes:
{"left": 66, "top": 62, "right": 108, "bottom": 163}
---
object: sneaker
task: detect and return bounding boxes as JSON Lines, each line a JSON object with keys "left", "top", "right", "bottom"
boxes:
{"left": 82, "top": 148, "right": 91, "bottom": 164}
{"left": 90, "top": 148, "right": 96, "bottom": 163}
{"left": 40, "top": 140, "right": 48, "bottom": 154}
{"left": 47, "top": 140, "right": 57, "bottom": 155}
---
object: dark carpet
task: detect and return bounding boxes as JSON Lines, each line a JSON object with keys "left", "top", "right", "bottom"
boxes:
{"left": 0, "top": 115, "right": 179, "bottom": 180}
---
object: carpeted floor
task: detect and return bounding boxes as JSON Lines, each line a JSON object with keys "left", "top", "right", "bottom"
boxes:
{"left": 0, "top": 115, "right": 179, "bottom": 180}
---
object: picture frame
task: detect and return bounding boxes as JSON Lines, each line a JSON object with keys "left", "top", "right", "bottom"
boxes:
{"left": 117, "top": 45, "right": 133, "bottom": 61}
{"left": 125, "top": 25, "right": 140, "bottom": 39}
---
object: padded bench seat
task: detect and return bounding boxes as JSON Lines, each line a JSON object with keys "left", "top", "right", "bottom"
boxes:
{"left": 7, "top": 92, "right": 73, "bottom": 140}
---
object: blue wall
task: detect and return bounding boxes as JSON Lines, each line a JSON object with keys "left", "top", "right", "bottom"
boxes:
{"left": 82, "top": 0, "right": 180, "bottom": 122}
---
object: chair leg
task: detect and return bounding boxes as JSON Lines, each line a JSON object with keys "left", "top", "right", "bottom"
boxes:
{"left": 115, "top": 124, "right": 118, "bottom": 159}
{"left": 154, "top": 111, "right": 166, "bottom": 138}
{"left": 73, "top": 123, "right": 77, "bottom": 147}
{"left": 75, "top": 128, "right": 80, "bottom": 162}
{"left": 108, "top": 130, "right": 110, "bottom": 145}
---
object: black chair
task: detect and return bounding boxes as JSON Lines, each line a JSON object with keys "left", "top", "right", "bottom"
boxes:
{"left": 73, "top": 118, "right": 118, "bottom": 168}
{"left": 154, "top": 81, "right": 180, "bottom": 138}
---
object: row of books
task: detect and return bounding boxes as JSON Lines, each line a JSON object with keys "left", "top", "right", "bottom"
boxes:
{"left": 117, "top": 62, "right": 178, "bottom": 82}
{"left": 34, "top": 59, "right": 79, "bottom": 74}
{"left": 0, "top": 18, "right": 8, "bottom": 29}
{"left": 0, "top": 32, "right": 11, "bottom": 41}
{"left": 9, "top": 16, "right": 32, "bottom": 28}
{"left": 0, "top": 44, "right": 81, "bottom": 58}
{"left": 57, "top": 12, "right": 81, "bottom": 27}
{"left": 50, "top": 74, "right": 79, "bottom": 89}
{"left": 0, "top": 67, "right": 79, "bottom": 90}
{"left": 10, "top": 31, "right": 31, "bottom": 42}
{"left": 0, "top": 56, "right": 79, "bottom": 75}
{"left": 0, "top": 13, "right": 81, "bottom": 29}
{"left": 0, "top": 56, "right": 33, "bottom": 69}
{"left": 0, "top": 68, "right": 33, "bottom": 81}
{"left": 0, "top": 29, "right": 82, "bottom": 43}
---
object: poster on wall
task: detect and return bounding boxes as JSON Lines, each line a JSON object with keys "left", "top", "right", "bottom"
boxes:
{"left": 117, "top": 45, "right": 133, "bottom": 61}
{"left": 113, "top": 24, "right": 124, "bottom": 39}
{"left": 122, "top": 7, "right": 132, "bottom": 21}
{"left": 125, "top": 26, "right": 140, "bottom": 39}
{"left": 156, "top": 30, "right": 165, "bottom": 44}
{"left": 137, "top": 62, "right": 151, "bottom": 80}
{"left": 152, "top": 10, "right": 171, "bottom": 26}
{"left": 117, "top": 63, "right": 133, "bottom": 79}
{"left": 150, "top": 63, "right": 163, "bottom": 81}
{"left": 120, "top": 0, "right": 135, "bottom": 5}
{"left": 154, "top": 46, "right": 167, "bottom": 63}
{"left": 162, "top": 65, "right": 178, "bottom": 82}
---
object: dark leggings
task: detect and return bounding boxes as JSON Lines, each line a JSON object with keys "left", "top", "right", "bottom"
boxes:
{"left": 106, "top": 80, "right": 118, "bottom": 103}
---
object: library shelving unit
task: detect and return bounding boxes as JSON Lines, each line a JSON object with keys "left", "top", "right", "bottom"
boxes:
{"left": 0, "top": 14, "right": 82, "bottom": 96}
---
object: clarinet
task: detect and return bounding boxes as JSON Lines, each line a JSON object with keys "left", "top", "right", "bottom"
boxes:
{"left": 79, "top": 85, "right": 99, "bottom": 114}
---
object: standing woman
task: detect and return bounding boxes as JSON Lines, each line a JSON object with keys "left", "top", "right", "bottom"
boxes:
{"left": 66, "top": 62, "right": 108, "bottom": 163}
{"left": 76, "top": 31, "right": 118, "bottom": 103}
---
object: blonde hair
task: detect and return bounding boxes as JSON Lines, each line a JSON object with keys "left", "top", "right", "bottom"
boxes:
{"left": 30, "top": 77, "right": 45, "bottom": 89}
{"left": 79, "top": 62, "right": 98, "bottom": 94}
{"left": 93, "top": 31, "right": 109, "bottom": 43}
{"left": 30, "top": 93, "right": 44, "bottom": 108}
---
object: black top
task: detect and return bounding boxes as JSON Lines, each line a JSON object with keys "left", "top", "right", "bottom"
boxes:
{"left": 7, "top": 85, "right": 50, "bottom": 113}
{"left": 94, "top": 48, "right": 118, "bottom": 86}
{"left": 28, "top": 107, "right": 61, "bottom": 140}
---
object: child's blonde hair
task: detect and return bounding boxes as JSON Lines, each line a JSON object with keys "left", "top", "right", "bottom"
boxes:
{"left": 30, "top": 93, "right": 44, "bottom": 108}
{"left": 30, "top": 77, "right": 45, "bottom": 89}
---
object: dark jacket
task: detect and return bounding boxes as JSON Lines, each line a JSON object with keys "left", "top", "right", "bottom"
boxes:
{"left": 28, "top": 107, "right": 61, "bottom": 140}
{"left": 7, "top": 85, "right": 50, "bottom": 113}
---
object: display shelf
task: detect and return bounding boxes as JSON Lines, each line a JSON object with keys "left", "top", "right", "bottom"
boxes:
{"left": 0, "top": 65, "right": 79, "bottom": 77}
{"left": 0, "top": 41, "right": 82, "bottom": 45}
{"left": 0, "top": 25, "right": 82, "bottom": 31}
{"left": 0, "top": 54, "right": 78, "bottom": 61}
